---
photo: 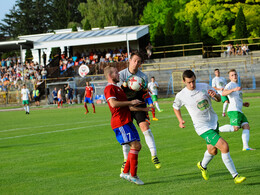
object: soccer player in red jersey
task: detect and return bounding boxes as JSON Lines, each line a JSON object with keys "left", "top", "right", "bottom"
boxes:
{"left": 84, "top": 81, "right": 96, "bottom": 114}
{"left": 104, "top": 66, "right": 149, "bottom": 185}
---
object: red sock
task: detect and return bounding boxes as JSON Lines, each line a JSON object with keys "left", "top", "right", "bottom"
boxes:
{"left": 61, "top": 101, "right": 63, "bottom": 106}
{"left": 129, "top": 149, "right": 139, "bottom": 177}
{"left": 123, "top": 156, "right": 130, "bottom": 174}
{"left": 151, "top": 107, "right": 155, "bottom": 118}
{"left": 58, "top": 102, "right": 60, "bottom": 106}
{"left": 92, "top": 104, "right": 96, "bottom": 113}
{"left": 84, "top": 104, "right": 88, "bottom": 112}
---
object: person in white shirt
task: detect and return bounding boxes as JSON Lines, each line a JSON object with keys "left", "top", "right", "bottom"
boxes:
{"left": 148, "top": 76, "right": 163, "bottom": 113}
{"left": 21, "top": 84, "right": 31, "bottom": 114}
{"left": 219, "top": 69, "right": 255, "bottom": 151}
{"left": 173, "top": 70, "right": 246, "bottom": 184}
{"left": 212, "top": 69, "right": 229, "bottom": 117}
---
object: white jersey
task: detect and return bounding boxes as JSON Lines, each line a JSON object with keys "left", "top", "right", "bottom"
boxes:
{"left": 212, "top": 76, "right": 227, "bottom": 95}
{"left": 173, "top": 83, "right": 218, "bottom": 135}
{"left": 225, "top": 82, "right": 243, "bottom": 113}
{"left": 21, "top": 88, "right": 30, "bottom": 101}
{"left": 148, "top": 81, "right": 159, "bottom": 95}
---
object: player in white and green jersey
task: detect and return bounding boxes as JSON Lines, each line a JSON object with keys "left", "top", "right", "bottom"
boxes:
{"left": 21, "top": 84, "right": 31, "bottom": 114}
{"left": 212, "top": 69, "right": 229, "bottom": 117}
{"left": 148, "top": 76, "right": 163, "bottom": 112}
{"left": 219, "top": 69, "right": 255, "bottom": 151}
{"left": 173, "top": 70, "right": 246, "bottom": 184}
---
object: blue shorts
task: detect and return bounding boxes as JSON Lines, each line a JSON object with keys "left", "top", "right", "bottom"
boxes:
{"left": 58, "top": 98, "right": 62, "bottom": 102}
{"left": 113, "top": 122, "right": 140, "bottom": 145}
{"left": 145, "top": 97, "right": 153, "bottom": 105}
{"left": 84, "top": 97, "right": 93, "bottom": 103}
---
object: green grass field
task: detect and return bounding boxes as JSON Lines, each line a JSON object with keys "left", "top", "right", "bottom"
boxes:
{"left": 0, "top": 97, "right": 260, "bottom": 194}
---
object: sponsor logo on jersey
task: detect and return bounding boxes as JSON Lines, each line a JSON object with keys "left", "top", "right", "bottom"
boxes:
{"left": 197, "top": 99, "right": 209, "bottom": 111}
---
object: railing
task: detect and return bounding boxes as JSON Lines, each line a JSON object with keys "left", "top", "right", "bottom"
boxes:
{"left": 152, "top": 42, "right": 203, "bottom": 58}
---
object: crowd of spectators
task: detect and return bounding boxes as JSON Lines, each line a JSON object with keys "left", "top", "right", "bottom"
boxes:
{"left": 0, "top": 57, "right": 47, "bottom": 92}
{"left": 59, "top": 47, "right": 131, "bottom": 74}
{"left": 224, "top": 43, "right": 250, "bottom": 57}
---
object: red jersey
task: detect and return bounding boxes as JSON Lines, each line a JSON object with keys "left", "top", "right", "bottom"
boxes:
{"left": 85, "top": 86, "right": 93, "bottom": 98}
{"left": 104, "top": 83, "right": 132, "bottom": 129}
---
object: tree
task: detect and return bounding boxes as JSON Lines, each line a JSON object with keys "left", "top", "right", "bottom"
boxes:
{"left": 78, "top": 0, "right": 133, "bottom": 28}
{"left": 164, "top": 9, "right": 174, "bottom": 45}
{"left": 189, "top": 12, "right": 201, "bottom": 43}
{"left": 173, "top": 20, "right": 189, "bottom": 44}
{"left": 83, "top": 19, "right": 91, "bottom": 30}
{"left": 0, "top": 0, "right": 52, "bottom": 38}
{"left": 154, "top": 23, "right": 164, "bottom": 47}
{"left": 124, "top": 0, "right": 152, "bottom": 25}
{"left": 235, "top": 7, "right": 248, "bottom": 39}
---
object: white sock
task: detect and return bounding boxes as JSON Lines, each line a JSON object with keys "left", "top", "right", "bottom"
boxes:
{"left": 201, "top": 150, "right": 214, "bottom": 168}
{"left": 143, "top": 129, "right": 157, "bottom": 156}
{"left": 242, "top": 129, "right": 250, "bottom": 149}
{"left": 154, "top": 102, "right": 161, "bottom": 111}
{"left": 27, "top": 106, "right": 30, "bottom": 113}
{"left": 223, "top": 102, "right": 228, "bottom": 113}
{"left": 219, "top": 125, "right": 234, "bottom": 132}
{"left": 221, "top": 152, "right": 238, "bottom": 178}
{"left": 122, "top": 144, "right": 130, "bottom": 160}
{"left": 24, "top": 106, "right": 26, "bottom": 111}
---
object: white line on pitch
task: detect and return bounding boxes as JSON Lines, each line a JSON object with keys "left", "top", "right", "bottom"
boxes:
{"left": 0, "top": 123, "right": 109, "bottom": 140}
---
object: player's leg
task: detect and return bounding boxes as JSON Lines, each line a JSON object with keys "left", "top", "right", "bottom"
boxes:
{"left": 197, "top": 144, "right": 217, "bottom": 180}
{"left": 84, "top": 98, "right": 89, "bottom": 114}
{"left": 241, "top": 123, "right": 255, "bottom": 151}
{"left": 139, "top": 118, "right": 161, "bottom": 169}
{"left": 152, "top": 95, "right": 163, "bottom": 112}
{"left": 221, "top": 96, "right": 229, "bottom": 117}
{"left": 215, "top": 137, "right": 246, "bottom": 183}
{"left": 26, "top": 103, "right": 30, "bottom": 114}
{"left": 91, "top": 99, "right": 96, "bottom": 113}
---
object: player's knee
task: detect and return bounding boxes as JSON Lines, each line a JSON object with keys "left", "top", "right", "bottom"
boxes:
{"left": 134, "top": 142, "right": 142, "bottom": 151}
{"left": 233, "top": 126, "right": 240, "bottom": 131}
{"left": 209, "top": 148, "right": 217, "bottom": 156}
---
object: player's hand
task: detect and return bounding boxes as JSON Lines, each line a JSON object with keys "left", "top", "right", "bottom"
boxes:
{"left": 220, "top": 88, "right": 224, "bottom": 91}
{"left": 243, "top": 102, "right": 250, "bottom": 107}
{"left": 179, "top": 121, "right": 185, "bottom": 128}
{"left": 233, "top": 87, "right": 241, "bottom": 92}
{"left": 144, "top": 107, "right": 152, "bottom": 112}
{"left": 208, "top": 90, "right": 216, "bottom": 98}
{"left": 131, "top": 99, "right": 142, "bottom": 106}
{"left": 122, "top": 81, "right": 127, "bottom": 88}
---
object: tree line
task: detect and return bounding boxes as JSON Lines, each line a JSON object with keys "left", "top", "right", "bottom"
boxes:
{"left": 0, "top": 0, "right": 259, "bottom": 46}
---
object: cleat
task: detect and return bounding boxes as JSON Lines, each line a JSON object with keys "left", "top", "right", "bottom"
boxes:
{"left": 85, "top": 111, "right": 89, "bottom": 114}
{"left": 121, "top": 160, "right": 127, "bottom": 173}
{"left": 197, "top": 161, "right": 209, "bottom": 180}
{"left": 159, "top": 109, "right": 164, "bottom": 113}
{"left": 152, "top": 156, "right": 161, "bottom": 169}
{"left": 58, "top": 106, "right": 60, "bottom": 108}
{"left": 152, "top": 117, "right": 159, "bottom": 121}
{"left": 120, "top": 172, "right": 130, "bottom": 181}
{"left": 222, "top": 113, "right": 226, "bottom": 117}
{"left": 242, "top": 148, "right": 255, "bottom": 151}
{"left": 128, "top": 175, "right": 144, "bottom": 185}
{"left": 234, "top": 174, "right": 246, "bottom": 184}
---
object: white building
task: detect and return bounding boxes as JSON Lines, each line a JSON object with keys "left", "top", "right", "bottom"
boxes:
{"left": 0, "top": 25, "right": 149, "bottom": 65}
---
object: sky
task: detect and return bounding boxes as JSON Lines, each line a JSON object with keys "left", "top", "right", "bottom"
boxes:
{"left": 0, "top": 0, "right": 17, "bottom": 22}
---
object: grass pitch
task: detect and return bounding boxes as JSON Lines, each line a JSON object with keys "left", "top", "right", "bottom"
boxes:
{"left": 0, "top": 97, "right": 260, "bottom": 194}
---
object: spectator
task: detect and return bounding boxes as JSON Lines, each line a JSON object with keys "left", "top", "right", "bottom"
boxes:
{"left": 41, "top": 68, "right": 47, "bottom": 79}
{"left": 146, "top": 43, "right": 153, "bottom": 59}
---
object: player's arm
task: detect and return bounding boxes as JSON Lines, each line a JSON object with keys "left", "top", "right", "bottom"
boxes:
{"left": 208, "top": 90, "right": 221, "bottom": 102}
{"left": 90, "top": 89, "right": 93, "bottom": 99}
{"left": 173, "top": 108, "right": 185, "bottom": 128}
{"left": 222, "top": 86, "right": 241, "bottom": 96}
{"left": 108, "top": 98, "right": 142, "bottom": 108}
{"left": 130, "top": 106, "right": 151, "bottom": 112}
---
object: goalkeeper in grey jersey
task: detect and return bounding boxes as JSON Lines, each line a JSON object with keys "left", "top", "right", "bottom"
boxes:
{"left": 118, "top": 52, "right": 161, "bottom": 170}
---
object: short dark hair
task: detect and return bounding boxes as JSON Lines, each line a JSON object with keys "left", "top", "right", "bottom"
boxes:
{"left": 182, "top": 70, "right": 196, "bottom": 81}
{"left": 130, "top": 51, "right": 142, "bottom": 60}
{"left": 214, "top": 69, "right": 219, "bottom": 72}
{"left": 151, "top": 76, "right": 155, "bottom": 79}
